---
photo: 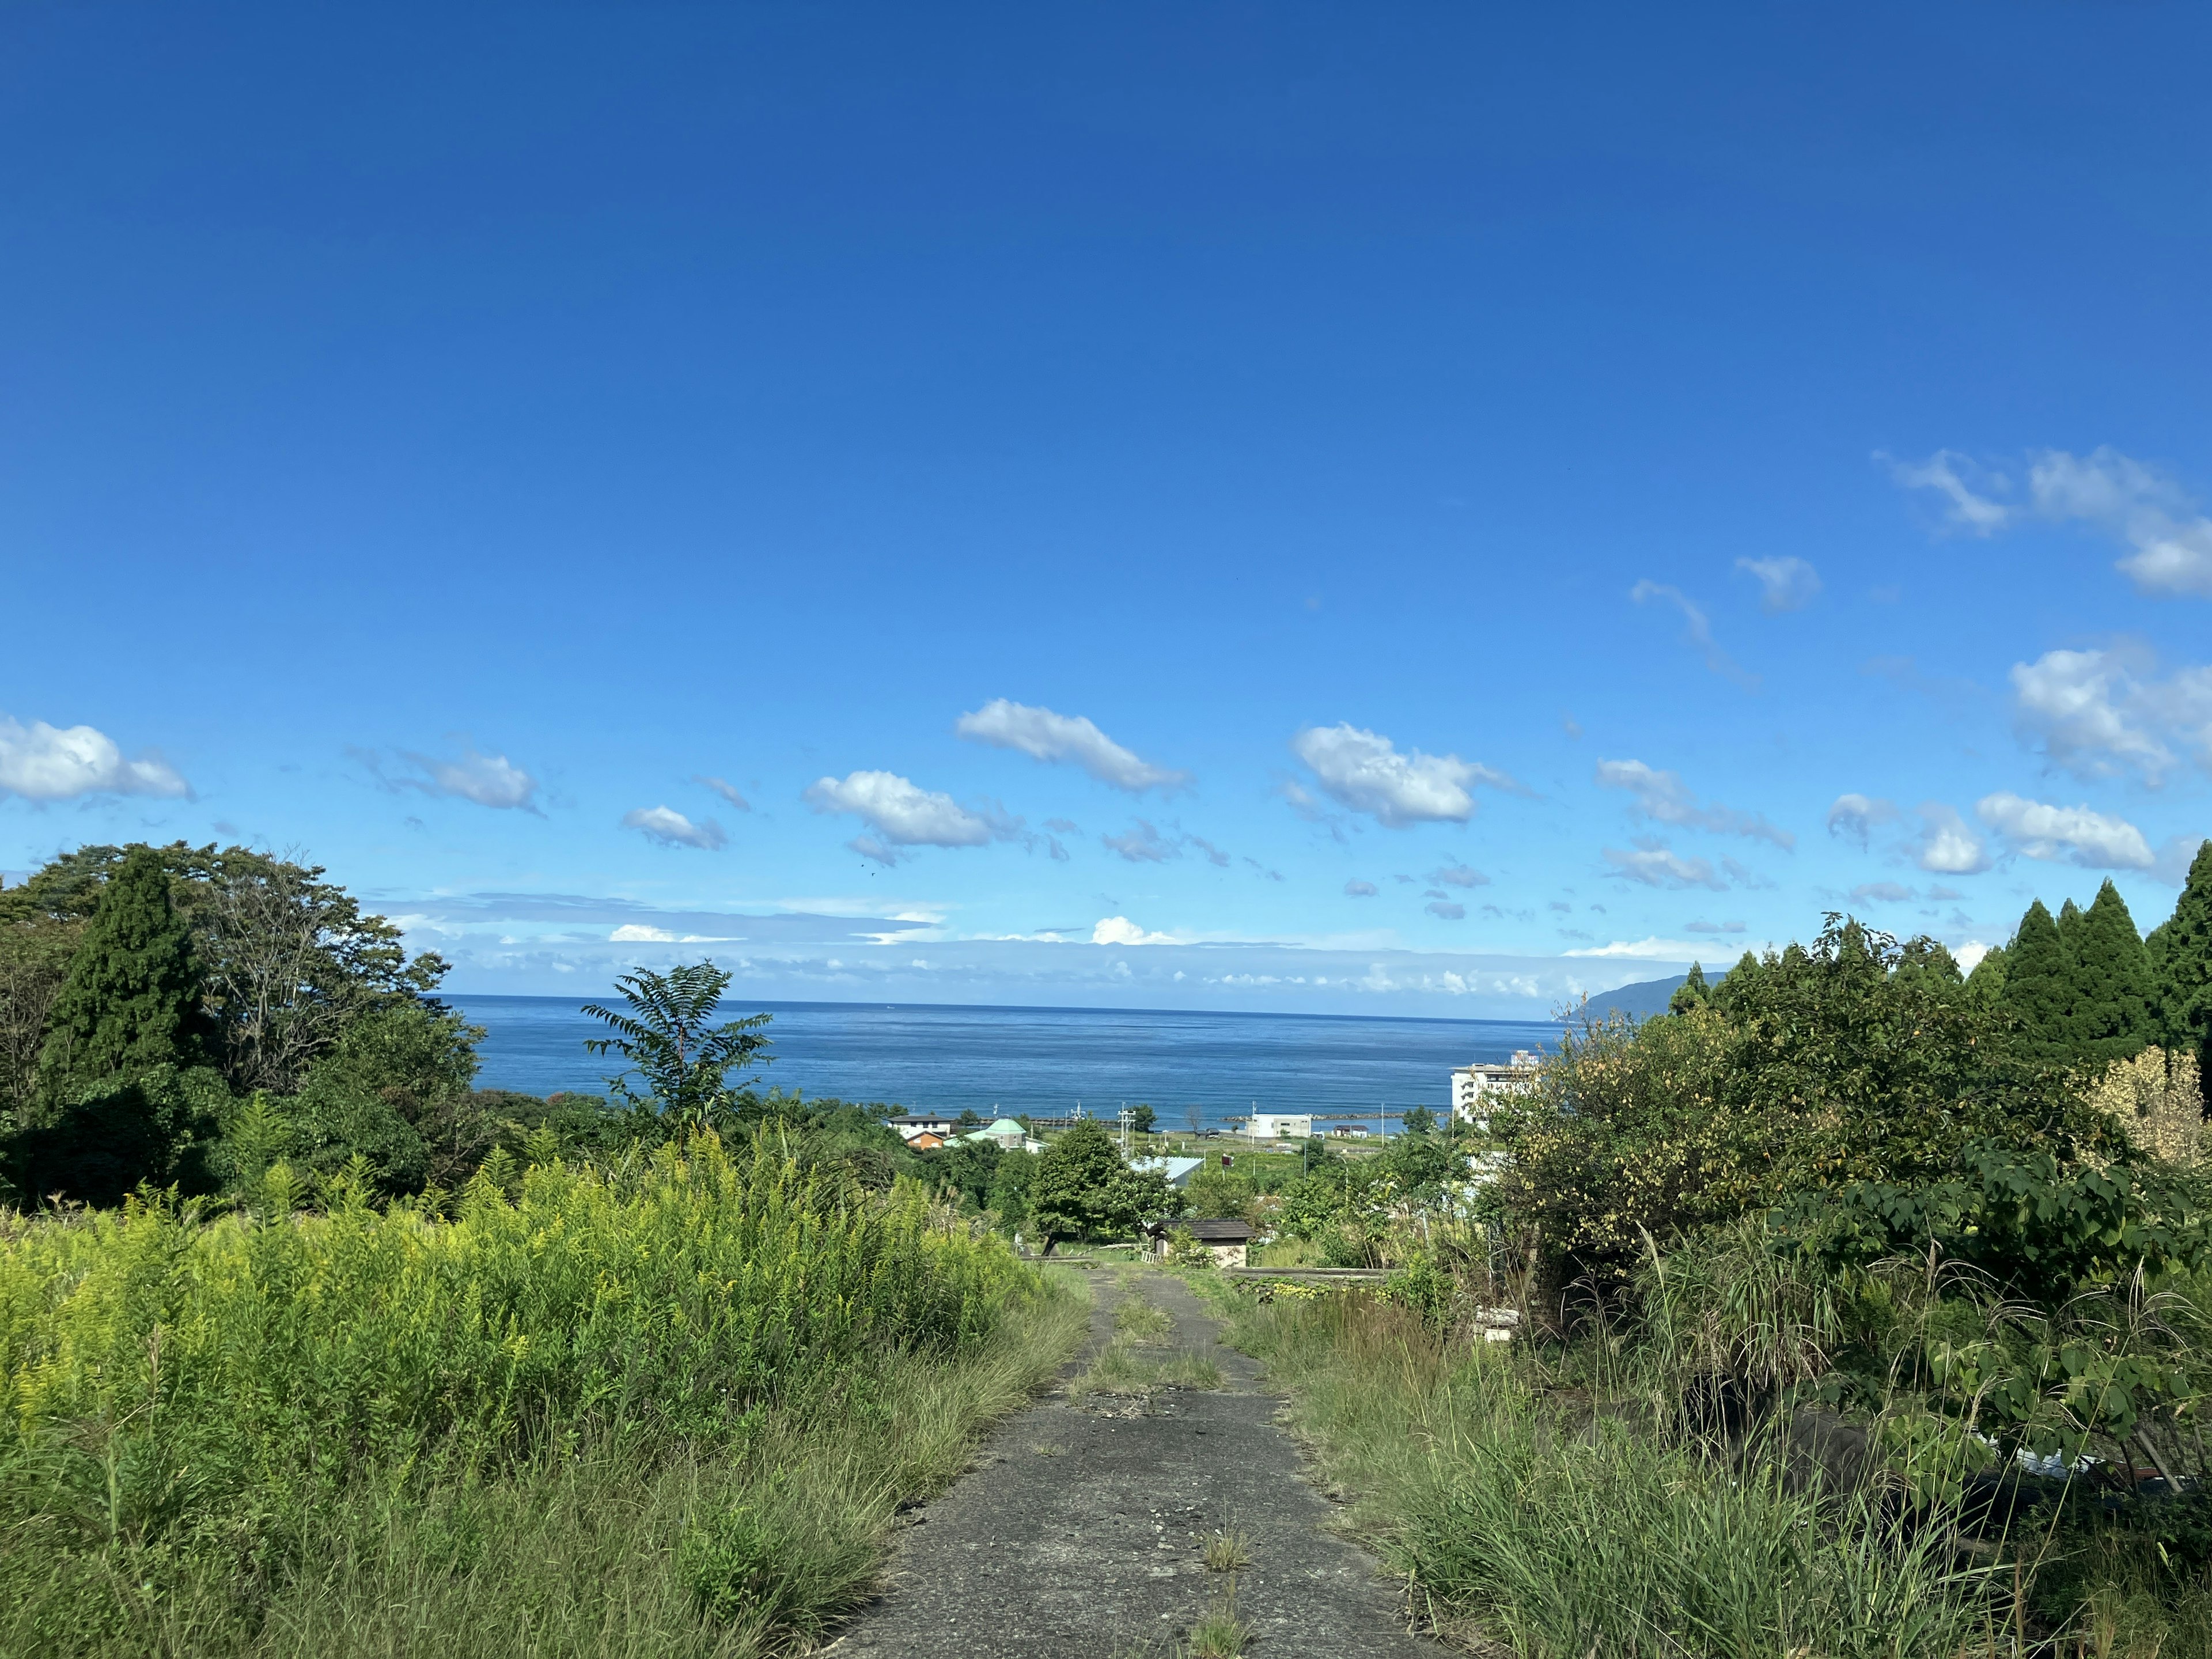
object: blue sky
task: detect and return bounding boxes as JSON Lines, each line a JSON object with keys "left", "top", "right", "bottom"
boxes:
{"left": 4, "top": 3, "right": 2209, "bottom": 1016}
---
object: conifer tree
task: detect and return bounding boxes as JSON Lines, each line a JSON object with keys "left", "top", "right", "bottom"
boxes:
{"left": 1667, "top": 961, "right": 1712, "bottom": 1015}
{"left": 1966, "top": 944, "right": 2008, "bottom": 1003}
{"left": 2154, "top": 839, "right": 2212, "bottom": 1082}
{"left": 2070, "top": 880, "right": 2154, "bottom": 1067}
{"left": 2000, "top": 899, "right": 2075, "bottom": 1063}
{"left": 35, "top": 846, "right": 205, "bottom": 1104}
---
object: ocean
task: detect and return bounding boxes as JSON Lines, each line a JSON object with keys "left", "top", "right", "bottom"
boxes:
{"left": 446, "top": 996, "right": 1559, "bottom": 1131}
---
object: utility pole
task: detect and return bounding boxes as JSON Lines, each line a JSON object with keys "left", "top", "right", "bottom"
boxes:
{"left": 1119, "top": 1105, "right": 1132, "bottom": 1157}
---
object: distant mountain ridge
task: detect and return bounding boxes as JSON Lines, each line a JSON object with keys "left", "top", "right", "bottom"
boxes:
{"left": 1577, "top": 966, "right": 1730, "bottom": 1022}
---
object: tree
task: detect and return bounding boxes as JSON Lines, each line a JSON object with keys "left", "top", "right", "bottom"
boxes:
{"left": 1127, "top": 1103, "right": 1157, "bottom": 1135}
{"left": 35, "top": 847, "right": 207, "bottom": 1104}
{"left": 1029, "top": 1120, "right": 1173, "bottom": 1247}
{"left": 2071, "top": 880, "right": 2156, "bottom": 1067}
{"left": 2001, "top": 900, "right": 2075, "bottom": 1063}
{"left": 1, "top": 842, "right": 454, "bottom": 1097}
{"left": 2152, "top": 840, "right": 2212, "bottom": 1085}
{"left": 1400, "top": 1103, "right": 1437, "bottom": 1137}
{"left": 584, "top": 963, "right": 771, "bottom": 1135}
{"left": 1667, "top": 961, "right": 1713, "bottom": 1015}
{"left": 1966, "top": 944, "right": 2008, "bottom": 1003}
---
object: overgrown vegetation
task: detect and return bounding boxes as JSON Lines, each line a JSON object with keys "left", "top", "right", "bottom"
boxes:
{"left": 0, "top": 841, "right": 1088, "bottom": 1653}
{"left": 1202, "top": 858, "right": 2212, "bottom": 1657}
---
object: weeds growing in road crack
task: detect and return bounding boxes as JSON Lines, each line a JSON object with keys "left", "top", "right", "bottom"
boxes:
{"left": 1183, "top": 1577, "right": 1251, "bottom": 1657}
{"left": 1202, "top": 1521, "right": 1251, "bottom": 1574}
{"left": 1115, "top": 1294, "right": 1176, "bottom": 1344}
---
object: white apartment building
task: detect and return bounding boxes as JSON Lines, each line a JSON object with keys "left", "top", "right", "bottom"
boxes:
{"left": 1244, "top": 1111, "right": 1313, "bottom": 1141}
{"left": 1450, "top": 1049, "right": 1543, "bottom": 1124}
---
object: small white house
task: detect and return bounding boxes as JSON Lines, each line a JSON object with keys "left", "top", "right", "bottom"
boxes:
{"left": 1244, "top": 1112, "right": 1312, "bottom": 1141}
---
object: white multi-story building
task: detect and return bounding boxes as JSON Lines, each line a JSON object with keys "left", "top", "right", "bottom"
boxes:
{"left": 1244, "top": 1111, "right": 1313, "bottom": 1141}
{"left": 1450, "top": 1050, "right": 1543, "bottom": 1124}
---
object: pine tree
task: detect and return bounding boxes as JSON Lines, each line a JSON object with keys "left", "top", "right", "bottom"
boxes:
{"left": 2155, "top": 839, "right": 2212, "bottom": 1083}
{"left": 2070, "top": 880, "right": 2154, "bottom": 1067}
{"left": 1966, "top": 944, "right": 2008, "bottom": 1003}
{"left": 1667, "top": 961, "right": 1712, "bottom": 1015}
{"left": 35, "top": 846, "right": 204, "bottom": 1104}
{"left": 2001, "top": 899, "right": 2075, "bottom": 1063}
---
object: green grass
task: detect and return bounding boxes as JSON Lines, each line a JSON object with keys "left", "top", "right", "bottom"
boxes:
{"left": 1114, "top": 1293, "right": 1176, "bottom": 1343}
{"left": 1204, "top": 1283, "right": 2005, "bottom": 1659}
{"left": 0, "top": 1143, "right": 1088, "bottom": 1656}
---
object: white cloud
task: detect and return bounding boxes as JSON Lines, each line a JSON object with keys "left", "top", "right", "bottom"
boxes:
{"left": 1289, "top": 723, "right": 1517, "bottom": 828}
{"left": 1429, "top": 863, "right": 1489, "bottom": 888}
{"left": 1629, "top": 581, "right": 1758, "bottom": 688}
{"left": 804, "top": 770, "right": 1016, "bottom": 865}
{"left": 1735, "top": 556, "right": 1822, "bottom": 613}
{"left": 392, "top": 744, "right": 540, "bottom": 812}
{"left": 1889, "top": 445, "right": 2212, "bottom": 598}
{"left": 955, "top": 699, "right": 1188, "bottom": 792}
{"left": 1603, "top": 843, "right": 1727, "bottom": 890}
{"left": 2028, "top": 447, "right": 2212, "bottom": 598}
{"left": 1953, "top": 941, "right": 1993, "bottom": 973}
{"left": 696, "top": 775, "right": 751, "bottom": 810}
{"left": 1562, "top": 938, "right": 1704, "bottom": 959}
{"left": 1092, "top": 916, "right": 1177, "bottom": 946}
{"left": 1975, "top": 791, "right": 2154, "bottom": 870}
{"left": 2009, "top": 645, "right": 2212, "bottom": 782}
{"left": 1344, "top": 879, "right": 1378, "bottom": 897}
{"left": 0, "top": 715, "right": 189, "bottom": 801}
{"left": 622, "top": 805, "right": 728, "bottom": 851}
{"left": 1913, "top": 803, "right": 1990, "bottom": 874}
{"left": 1880, "top": 449, "right": 2015, "bottom": 534}
{"left": 610, "top": 923, "right": 678, "bottom": 942}
{"left": 1595, "top": 759, "right": 1794, "bottom": 849}
{"left": 1825, "top": 793, "right": 1899, "bottom": 850}
{"left": 1101, "top": 819, "right": 1177, "bottom": 863}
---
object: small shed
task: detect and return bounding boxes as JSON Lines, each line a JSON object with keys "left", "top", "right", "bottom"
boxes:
{"left": 907, "top": 1130, "right": 948, "bottom": 1150}
{"left": 1129, "top": 1154, "right": 1205, "bottom": 1187}
{"left": 1145, "top": 1217, "right": 1255, "bottom": 1270}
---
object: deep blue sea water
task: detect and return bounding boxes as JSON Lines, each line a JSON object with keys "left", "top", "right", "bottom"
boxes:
{"left": 447, "top": 997, "right": 1559, "bottom": 1131}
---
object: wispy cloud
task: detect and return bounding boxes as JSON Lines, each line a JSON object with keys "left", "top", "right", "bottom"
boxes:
{"left": 622, "top": 805, "right": 727, "bottom": 850}
{"left": 1429, "top": 863, "right": 1489, "bottom": 888}
{"left": 1562, "top": 937, "right": 1705, "bottom": 959}
{"left": 365, "top": 742, "right": 540, "bottom": 812}
{"left": 1630, "top": 581, "right": 1758, "bottom": 688}
{"left": 1101, "top": 819, "right": 1177, "bottom": 863}
{"left": 696, "top": 775, "right": 751, "bottom": 811}
{"left": 1595, "top": 759, "right": 1794, "bottom": 849}
{"left": 956, "top": 699, "right": 1189, "bottom": 792}
{"left": 0, "top": 715, "right": 189, "bottom": 801}
{"left": 1344, "top": 879, "right": 1378, "bottom": 897}
{"left": 1735, "top": 556, "right": 1821, "bottom": 613}
{"left": 1825, "top": 793, "right": 1899, "bottom": 850}
{"left": 1603, "top": 842, "right": 1728, "bottom": 891}
{"left": 1887, "top": 445, "right": 2212, "bottom": 598}
{"left": 1426, "top": 900, "right": 1466, "bottom": 921}
{"left": 1289, "top": 723, "right": 1520, "bottom": 828}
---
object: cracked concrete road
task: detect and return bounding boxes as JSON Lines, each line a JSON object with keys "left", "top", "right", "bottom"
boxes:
{"left": 830, "top": 1267, "right": 1437, "bottom": 1658}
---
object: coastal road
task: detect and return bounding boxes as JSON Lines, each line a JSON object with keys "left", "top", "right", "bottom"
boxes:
{"left": 829, "top": 1267, "right": 1438, "bottom": 1658}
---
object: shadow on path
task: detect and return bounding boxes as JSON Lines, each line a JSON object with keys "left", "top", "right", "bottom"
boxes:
{"left": 830, "top": 1267, "right": 1437, "bottom": 1657}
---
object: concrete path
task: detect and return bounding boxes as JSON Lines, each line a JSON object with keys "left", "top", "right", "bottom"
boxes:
{"left": 830, "top": 1267, "right": 1437, "bottom": 1658}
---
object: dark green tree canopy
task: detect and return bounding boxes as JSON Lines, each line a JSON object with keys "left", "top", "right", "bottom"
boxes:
{"left": 36, "top": 846, "right": 207, "bottom": 1104}
{"left": 2001, "top": 899, "right": 2074, "bottom": 1063}
{"left": 2152, "top": 838, "right": 2212, "bottom": 1077}
{"left": 2070, "top": 879, "right": 2155, "bottom": 1067}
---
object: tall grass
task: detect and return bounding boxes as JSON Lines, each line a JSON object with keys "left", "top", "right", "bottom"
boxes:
{"left": 0, "top": 1136, "right": 1078, "bottom": 1656}
{"left": 1209, "top": 1286, "right": 2002, "bottom": 1658}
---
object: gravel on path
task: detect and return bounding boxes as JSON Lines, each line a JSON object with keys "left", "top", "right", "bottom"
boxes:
{"left": 829, "top": 1266, "right": 1438, "bottom": 1658}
